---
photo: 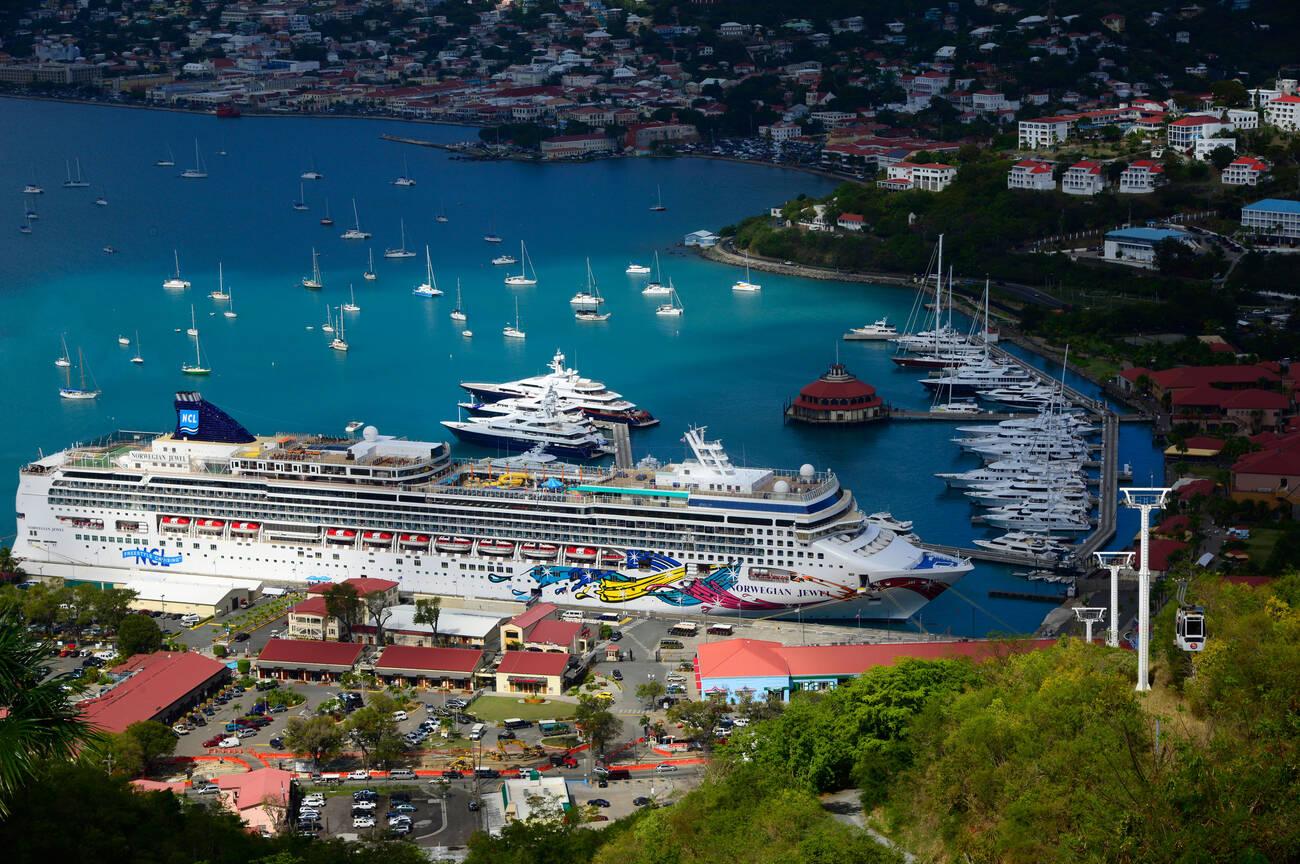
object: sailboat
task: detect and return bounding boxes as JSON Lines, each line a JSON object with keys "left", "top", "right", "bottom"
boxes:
{"left": 23, "top": 168, "right": 43, "bottom": 195}
{"left": 94, "top": 186, "right": 108, "bottom": 206}
{"left": 731, "top": 250, "right": 761, "bottom": 292}
{"left": 504, "top": 241, "right": 538, "bottom": 286}
{"left": 63, "top": 158, "right": 90, "bottom": 188}
{"left": 342, "top": 284, "right": 360, "bottom": 313}
{"left": 655, "top": 281, "right": 684, "bottom": 317}
{"left": 24, "top": 197, "right": 38, "bottom": 219}
{"left": 292, "top": 182, "right": 309, "bottom": 211}
{"left": 322, "top": 306, "right": 335, "bottom": 334}
{"left": 163, "top": 250, "right": 191, "bottom": 289}
{"left": 340, "top": 199, "right": 371, "bottom": 240}
{"left": 363, "top": 249, "right": 377, "bottom": 281}
{"left": 570, "top": 258, "right": 605, "bottom": 306}
{"left": 302, "top": 248, "right": 323, "bottom": 290}
{"left": 54, "top": 335, "right": 72, "bottom": 368}
{"left": 392, "top": 157, "right": 416, "bottom": 187}
{"left": 155, "top": 146, "right": 176, "bottom": 167}
{"left": 413, "top": 245, "right": 443, "bottom": 297}
{"left": 209, "top": 261, "right": 229, "bottom": 300}
{"left": 223, "top": 287, "right": 238, "bottom": 319}
{"left": 450, "top": 279, "right": 467, "bottom": 322}
{"left": 435, "top": 201, "right": 449, "bottom": 223}
{"left": 320, "top": 199, "right": 334, "bottom": 226}
{"left": 503, "top": 299, "right": 526, "bottom": 339}
{"left": 384, "top": 219, "right": 417, "bottom": 259}
{"left": 642, "top": 251, "right": 670, "bottom": 295}
{"left": 59, "top": 347, "right": 100, "bottom": 400}
{"left": 186, "top": 305, "right": 200, "bottom": 337}
{"left": 650, "top": 184, "right": 667, "bottom": 212}
{"left": 18, "top": 213, "right": 32, "bottom": 234}
{"left": 329, "top": 306, "right": 349, "bottom": 352}
{"left": 180, "top": 139, "right": 208, "bottom": 179}
{"left": 301, "top": 156, "right": 324, "bottom": 180}
{"left": 118, "top": 334, "right": 131, "bottom": 346}
{"left": 181, "top": 327, "right": 211, "bottom": 375}
{"left": 131, "top": 331, "right": 144, "bottom": 364}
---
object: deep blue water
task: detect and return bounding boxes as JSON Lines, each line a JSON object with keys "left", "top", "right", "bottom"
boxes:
{"left": 0, "top": 98, "right": 1161, "bottom": 636}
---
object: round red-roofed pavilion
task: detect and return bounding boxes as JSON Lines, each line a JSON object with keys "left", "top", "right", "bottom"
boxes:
{"left": 785, "top": 361, "right": 884, "bottom": 424}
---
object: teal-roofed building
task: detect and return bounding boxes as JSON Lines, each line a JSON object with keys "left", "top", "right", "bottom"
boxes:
{"left": 1103, "top": 226, "right": 1196, "bottom": 267}
{"left": 1241, "top": 198, "right": 1300, "bottom": 241}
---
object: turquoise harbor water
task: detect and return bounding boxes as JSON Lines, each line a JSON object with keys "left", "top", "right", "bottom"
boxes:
{"left": 0, "top": 98, "right": 1161, "bottom": 636}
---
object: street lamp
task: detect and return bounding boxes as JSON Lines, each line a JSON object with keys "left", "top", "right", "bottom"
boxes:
{"left": 1121, "top": 487, "right": 1171, "bottom": 693}
{"left": 1094, "top": 551, "right": 1135, "bottom": 648}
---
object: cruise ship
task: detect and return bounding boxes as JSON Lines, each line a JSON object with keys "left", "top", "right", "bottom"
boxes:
{"left": 12, "top": 392, "right": 971, "bottom": 622}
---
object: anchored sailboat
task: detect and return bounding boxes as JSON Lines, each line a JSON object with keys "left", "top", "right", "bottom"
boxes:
{"left": 180, "top": 139, "right": 208, "bottom": 179}
{"left": 59, "top": 347, "right": 100, "bottom": 400}
{"left": 329, "top": 306, "right": 349, "bottom": 352}
{"left": 392, "top": 157, "right": 416, "bottom": 187}
{"left": 650, "top": 184, "right": 667, "bottom": 212}
{"left": 54, "top": 334, "right": 72, "bottom": 368}
{"left": 163, "top": 250, "right": 190, "bottom": 290}
{"left": 209, "top": 261, "right": 229, "bottom": 300}
{"left": 292, "top": 182, "right": 309, "bottom": 211}
{"left": 340, "top": 198, "right": 371, "bottom": 240}
{"left": 302, "top": 248, "right": 323, "bottom": 290}
{"left": 131, "top": 331, "right": 144, "bottom": 364}
{"left": 731, "top": 250, "right": 761, "bottom": 292}
{"left": 656, "top": 281, "right": 684, "bottom": 317}
{"left": 384, "top": 219, "right": 417, "bottom": 259}
{"left": 363, "top": 248, "right": 377, "bottom": 281}
{"left": 320, "top": 199, "right": 334, "bottom": 226}
{"left": 63, "top": 158, "right": 90, "bottom": 189}
{"left": 413, "top": 245, "right": 443, "bottom": 297}
{"left": 503, "top": 299, "right": 526, "bottom": 339}
{"left": 504, "top": 241, "right": 537, "bottom": 286}
{"left": 450, "top": 279, "right": 467, "bottom": 322}
{"left": 181, "top": 326, "right": 211, "bottom": 375}
{"left": 570, "top": 258, "right": 605, "bottom": 307}
{"left": 342, "top": 284, "right": 360, "bottom": 313}
{"left": 642, "top": 251, "right": 670, "bottom": 295}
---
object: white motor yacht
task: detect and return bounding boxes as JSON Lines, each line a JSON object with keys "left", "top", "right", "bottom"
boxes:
{"left": 844, "top": 318, "right": 899, "bottom": 341}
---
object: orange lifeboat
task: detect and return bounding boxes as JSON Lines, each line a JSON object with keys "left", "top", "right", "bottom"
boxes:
{"left": 435, "top": 536, "right": 472, "bottom": 553}
{"left": 478, "top": 539, "right": 515, "bottom": 556}
{"left": 399, "top": 533, "right": 431, "bottom": 548}
{"left": 230, "top": 522, "right": 261, "bottom": 534}
{"left": 520, "top": 543, "right": 560, "bottom": 560}
{"left": 565, "top": 546, "right": 598, "bottom": 562}
{"left": 363, "top": 531, "right": 393, "bottom": 545}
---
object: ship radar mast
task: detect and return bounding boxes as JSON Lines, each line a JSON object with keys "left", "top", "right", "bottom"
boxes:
{"left": 682, "top": 426, "right": 736, "bottom": 476}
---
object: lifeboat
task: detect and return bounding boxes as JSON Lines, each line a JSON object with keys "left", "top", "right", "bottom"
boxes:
{"left": 478, "top": 539, "right": 515, "bottom": 556}
{"left": 400, "top": 533, "right": 431, "bottom": 548}
{"left": 161, "top": 516, "right": 191, "bottom": 529}
{"left": 600, "top": 549, "right": 625, "bottom": 566}
{"left": 230, "top": 522, "right": 261, "bottom": 534}
{"left": 520, "top": 543, "right": 560, "bottom": 560}
{"left": 196, "top": 519, "right": 226, "bottom": 532}
{"left": 435, "top": 536, "right": 472, "bottom": 553}
{"left": 363, "top": 531, "right": 393, "bottom": 545}
{"left": 565, "top": 546, "right": 598, "bottom": 562}
{"left": 326, "top": 528, "right": 357, "bottom": 541}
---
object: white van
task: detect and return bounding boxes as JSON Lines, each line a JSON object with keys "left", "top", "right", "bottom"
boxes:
{"left": 561, "top": 610, "right": 584, "bottom": 623}
{"left": 469, "top": 723, "right": 487, "bottom": 741}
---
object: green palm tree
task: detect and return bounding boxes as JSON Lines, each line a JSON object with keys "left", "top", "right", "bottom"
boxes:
{"left": 0, "top": 546, "right": 24, "bottom": 582}
{"left": 0, "top": 611, "right": 97, "bottom": 817}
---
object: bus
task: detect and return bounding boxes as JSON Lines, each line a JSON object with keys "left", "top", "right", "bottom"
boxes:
{"left": 668, "top": 622, "right": 699, "bottom": 638}
{"left": 539, "top": 721, "right": 571, "bottom": 735}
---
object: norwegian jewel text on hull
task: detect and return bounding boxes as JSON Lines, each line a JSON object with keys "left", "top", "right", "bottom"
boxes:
{"left": 14, "top": 393, "right": 970, "bottom": 621}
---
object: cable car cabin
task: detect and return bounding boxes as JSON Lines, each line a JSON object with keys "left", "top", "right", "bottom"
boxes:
{"left": 1175, "top": 606, "right": 1206, "bottom": 652}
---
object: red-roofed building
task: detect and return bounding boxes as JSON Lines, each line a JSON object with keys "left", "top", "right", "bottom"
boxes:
{"left": 286, "top": 596, "right": 340, "bottom": 641}
{"left": 1230, "top": 431, "right": 1300, "bottom": 513}
{"left": 523, "top": 619, "right": 591, "bottom": 653}
{"left": 79, "top": 651, "right": 229, "bottom": 734}
{"left": 217, "top": 768, "right": 296, "bottom": 834}
{"left": 1119, "top": 159, "right": 1166, "bottom": 194}
{"left": 1264, "top": 94, "right": 1300, "bottom": 132}
{"left": 307, "top": 577, "right": 398, "bottom": 602}
{"left": 879, "top": 161, "right": 957, "bottom": 192}
{"left": 495, "top": 650, "right": 572, "bottom": 695}
{"left": 500, "top": 602, "right": 558, "bottom": 647}
{"left": 374, "top": 645, "right": 484, "bottom": 688}
{"left": 1174, "top": 477, "right": 1216, "bottom": 503}
{"left": 1136, "top": 538, "right": 1189, "bottom": 574}
{"left": 695, "top": 638, "right": 1055, "bottom": 702}
{"left": 1156, "top": 514, "right": 1192, "bottom": 538}
{"left": 1062, "top": 160, "right": 1106, "bottom": 196}
{"left": 1007, "top": 158, "right": 1056, "bottom": 191}
{"left": 785, "top": 362, "right": 884, "bottom": 425}
{"left": 254, "top": 638, "right": 363, "bottom": 682}
{"left": 1222, "top": 156, "right": 1270, "bottom": 186}
{"left": 836, "top": 212, "right": 865, "bottom": 231}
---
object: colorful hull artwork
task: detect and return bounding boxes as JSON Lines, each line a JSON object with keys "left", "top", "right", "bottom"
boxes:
{"left": 510, "top": 551, "right": 849, "bottom": 612}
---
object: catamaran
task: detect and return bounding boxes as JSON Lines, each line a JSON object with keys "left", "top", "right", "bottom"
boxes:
{"left": 363, "top": 248, "right": 377, "bottom": 281}
{"left": 292, "top": 182, "right": 309, "bottom": 211}
{"left": 301, "top": 156, "right": 323, "bottom": 180}
{"left": 180, "top": 140, "right": 208, "bottom": 179}
{"left": 570, "top": 258, "right": 605, "bottom": 307}
{"left": 63, "top": 158, "right": 90, "bottom": 189}
{"left": 209, "top": 261, "right": 229, "bottom": 300}
{"left": 483, "top": 225, "right": 503, "bottom": 243}
{"left": 503, "top": 299, "right": 526, "bottom": 339}
{"left": 341, "top": 199, "right": 371, "bottom": 240}
{"left": 732, "top": 251, "right": 761, "bottom": 292}
{"left": 450, "top": 280, "right": 467, "bottom": 322}
{"left": 655, "top": 282, "right": 684, "bottom": 317}
{"left": 181, "top": 326, "right": 211, "bottom": 376}
{"left": 413, "top": 245, "right": 443, "bottom": 297}
{"left": 302, "top": 248, "right": 323, "bottom": 290}
{"left": 504, "top": 241, "right": 538, "bottom": 286}
{"left": 59, "top": 347, "right": 100, "bottom": 400}
{"left": 342, "top": 284, "right": 360, "bottom": 313}
{"left": 392, "top": 157, "right": 416, "bottom": 187}
{"left": 384, "top": 219, "right": 417, "bottom": 259}
{"left": 642, "top": 252, "right": 670, "bottom": 295}
{"left": 329, "top": 307, "right": 349, "bottom": 352}
{"left": 163, "top": 250, "right": 191, "bottom": 290}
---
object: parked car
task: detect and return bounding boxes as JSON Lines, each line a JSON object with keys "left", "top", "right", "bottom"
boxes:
{"left": 391, "top": 710, "right": 408, "bottom": 722}
{"left": 193, "top": 783, "right": 221, "bottom": 795}
{"left": 497, "top": 730, "right": 516, "bottom": 740}
{"left": 352, "top": 816, "right": 376, "bottom": 829}
{"left": 391, "top": 802, "right": 417, "bottom": 813}
{"left": 388, "top": 768, "right": 416, "bottom": 780}
{"left": 352, "top": 799, "right": 376, "bottom": 812}
{"left": 270, "top": 705, "right": 287, "bottom": 713}
{"left": 172, "top": 724, "right": 191, "bottom": 736}
{"left": 633, "top": 797, "right": 652, "bottom": 807}
{"left": 611, "top": 669, "right": 623, "bottom": 681}
{"left": 655, "top": 763, "right": 678, "bottom": 774}
{"left": 201, "top": 736, "right": 223, "bottom": 748}
{"left": 587, "top": 798, "right": 611, "bottom": 808}
{"left": 609, "top": 630, "right": 623, "bottom": 641}
{"left": 232, "top": 632, "right": 250, "bottom": 643}
{"left": 218, "top": 737, "right": 240, "bottom": 748}
{"left": 269, "top": 737, "right": 284, "bottom": 749}
{"left": 467, "top": 799, "right": 481, "bottom": 811}
{"left": 348, "top": 769, "right": 371, "bottom": 781}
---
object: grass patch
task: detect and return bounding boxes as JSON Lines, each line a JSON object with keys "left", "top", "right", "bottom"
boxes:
{"left": 467, "top": 695, "right": 577, "bottom": 723}
{"left": 540, "top": 734, "right": 579, "bottom": 748}
{"left": 1245, "top": 528, "right": 1282, "bottom": 563}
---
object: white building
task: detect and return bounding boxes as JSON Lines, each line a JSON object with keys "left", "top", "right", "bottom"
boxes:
{"left": 1166, "top": 114, "right": 1233, "bottom": 150}
{"left": 1007, "top": 159, "right": 1056, "bottom": 190}
{"left": 1193, "top": 137, "right": 1235, "bottom": 161}
{"left": 1018, "top": 116, "right": 1074, "bottom": 149}
{"left": 1061, "top": 160, "right": 1107, "bottom": 196}
{"left": 878, "top": 162, "right": 957, "bottom": 192}
{"left": 758, "top": 122, "right": 801, "bottom": 142}
{"left": 1264, "top": 95, "right": 1300, "bottom": 131}
{"left": 1221, "top": 156, "right": 1270, "bottom": 186}
{"left": 1227, "top": 108, "right": 1259, "bottom": 130}
{"left": 1241, "top": 198, "right": 1300, "bottom": 240}
{"left": 1103, "top": 226, "right": 1195, "bottom": 268}
{"left": 1119, "top": 160, "right": 1166, "bottom": 194}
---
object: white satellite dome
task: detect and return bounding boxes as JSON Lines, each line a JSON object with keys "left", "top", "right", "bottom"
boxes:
{"left": 362, "top": 425, "right": 379, "bottom": 442}
{"left": 799, "top": 463, "right": 815, "bottom": 479}
{"left": 773, "top": 479, "right": 791, "bottom": 494}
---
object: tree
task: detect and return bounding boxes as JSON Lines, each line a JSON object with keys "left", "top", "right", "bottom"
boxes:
{"left": 345, "top": 696, "right": 404, "bottom": 768}
{"left": 413, "top": 597, "right": 441, "bottom": 645}
{"left": 0, "top": 547, "right": 25, "bottom": 582}
{"left": 666, "top": 699, "right": 730, "bottom": 751}
{"left": 120, "top": 720, "right": 177, "bottom": 775}
{"left": 365, "top": 592, "right": 394, "bottom": 646}
{"left": 1209, "top": 145, "right": 1236, "bottom": 171}
{"left": 1210, "top": 79, "right": 1249, "bottom": 108}
{"left": 323, "top": 583, "right": 364, "bottom": 641}
{"left": 283, "top": 716, "right": 343, "bottom": 767}
{"left": 116, "top": 613, "right": 163, "bottom": 656}
{"left": 634, "top": 680, "right": 665, "bottom": 708}
{"left": 0, "top": 612, "right": 97, "bottom": 816}
{"left": 574, "top": 696, "right": 622, "bottom": 757}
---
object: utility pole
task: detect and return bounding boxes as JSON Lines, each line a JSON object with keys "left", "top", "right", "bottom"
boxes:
{"left": 1121, "top": 488, "right": 1171, "bottom": 692}
{"left": 1095, "top": 551, "right": 1135, "bottom": 648}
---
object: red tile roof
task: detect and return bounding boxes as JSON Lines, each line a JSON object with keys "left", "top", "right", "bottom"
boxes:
{"left": 1219, "top": 389, "right": 1290, "bottom": 410}
{"left": 1138, "top": 539, "right": 1189, "bottom": 572}
{"left": 696, "top": 639, "right": 789, "bottom": 678}
{"left": 497, "top": 651, "right": 570, "bottom": 677}
{"left": 1150, "top": 364, "right": 1280, "bottom": 391}
{"left": 697, "top": 638, "right": 1055, "bottom": 680}
{"left": 256, "top": 638, "right": 363, "bottom": 668}
{"left": 217, "top": 767, "right": 294, "bottom": 811}
{"left": 289, "top": 596, "right": 329, "bottom": 616}
{"left": 507, "top": 602, "right": 558, "bottom": 631}
{"left": 1232, "top": 434, "right": 1300, "bottom": 477}
{"left": 79, "top": 651, "right": 227, "bottom": 733}
{"left": 526, "top": 619, "right": 584, "bottom": 646}
{"left": 1175, "top": 478, "right": 1215, "bottom": 501}
{"left": 307, "top": 577, "right": 398, "bottom": 597}
{"left": 375, "top": 645, "right": 483, "bottom": 674}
